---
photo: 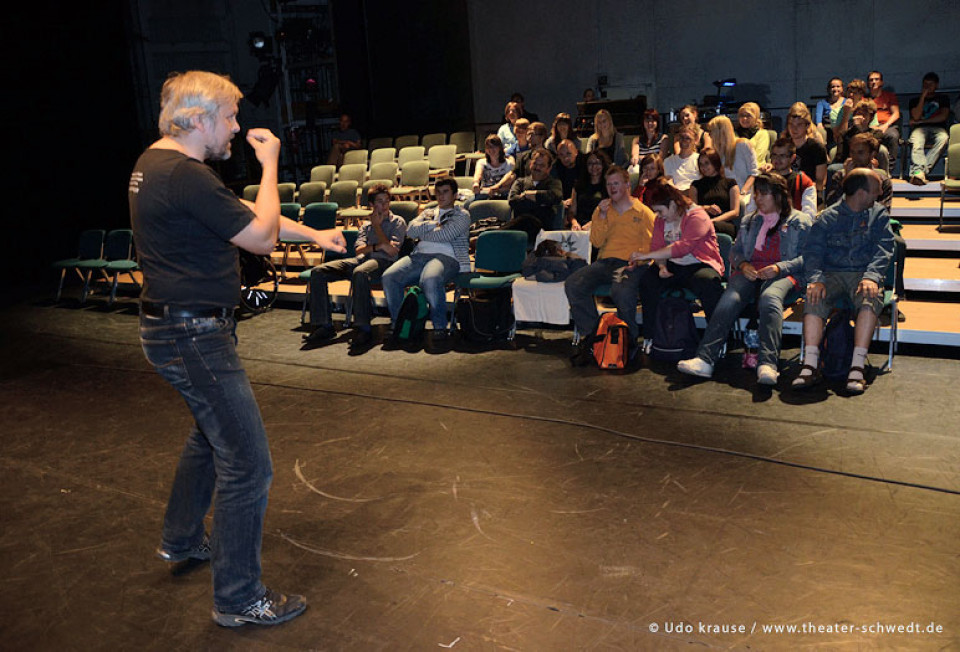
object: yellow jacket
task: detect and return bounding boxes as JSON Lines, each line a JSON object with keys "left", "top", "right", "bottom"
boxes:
{"left": 589, "top": 198, "right": 656, "bottom": 261}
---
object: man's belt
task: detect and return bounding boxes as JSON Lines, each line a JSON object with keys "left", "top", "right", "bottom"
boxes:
{"left": 140, "top": 301, "right": 233, "bottom": 319}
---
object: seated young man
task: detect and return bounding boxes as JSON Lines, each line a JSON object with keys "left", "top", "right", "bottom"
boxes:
{"left": 769, "top": 137, "right": 817, "bottom": 220}
{"left": 381, "top": 177, "right": 470, "bottom": 341}
{"left": 906, "top": 71, "right": 951, "bottom": 186}
{"left": 793, "top": 168, "right": 894, "bottom": 394}
{"left": 662, "top": 125, "right": 701, "bottom": 191}
{"left": 303, "top": 183, "right": 406, "bottom": 351}
{"left": 565, "top": 165, "right": 656, "bottom": 366}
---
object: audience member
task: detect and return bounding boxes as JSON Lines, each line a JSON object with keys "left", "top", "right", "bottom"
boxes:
{"left": 906, "top": 71, "right": 951, "bottom": 185}
{"left": 689, "top": 147, "right": 742, "bottom": 238}
{"left": 545, "top": 113, "right": 578, "bottom": 154}
{"left": 867, "top": 70, "right": 901, "bottom": 172}
{"left": 677, "top": 173, "right": 810, "bottom": 385}
{"left": 505, "top": 118, "right": 531, "bottom": 160}
{"left": 566, "top": 165, "right": 656, "bottom": 365}
{"left": 834, "top": 99, "right": 887, "bottom": 172}
{"left": 382, "top": 177, "right": 470, "bottom": 341}
{"left": 303, "top": 184, "right": 406, "bottom": 351}
{"left": 631, "top": 108, "right": 669, "bottom": 168}
{"left": 507, "top": 149, "right": 564, "bottom": 235}
{"left": 707, "top": 115, "right": 759, "bottom": 201}
{"left": 569, "top": 149, "right": 610, "bottom": 230}
{"left": 792, "top": 168, "right": 894, "bottom": 394}
{"left": 834, "top": 78, "right": 874, "bottom": 141}
{"left": 783, "top": 102, "right": 828, "bottom": 194}
{"left": 587, "top": 109, "right": 628, "bottom": 167}
{"left": 632, "top": 153, "right": 665, "bottom": 205}
{"left": 663, "top": 124, "right": 701, "bottom": 191}
{"left": 511, "top": 122, "right": 548, "bottom": 179}
{"left": 511, "top": 91, "right": 539, "bottom": 122}
{"left": 470, "top": 134, "right": 514, "bottom": 201}
{"left": 815, "top": 77, "right": 846, "bottom": 145}
{"left": 673, "top": 104, "right": 711, "bottom": 154}
{"left": 735, "top": 102, "right": 771, "bottom": 165}
{"left": 634, "top": 179, "right": 725, "bottom": 354}
{"left": 768, "top": 137, "right": 817, "bottom": 220}
{"left": 327, "top": 113, "right": 362, "bottom": 167}
{"left": 497, "top": 102, "right": 522, "bottom": 152}
{"left": 583, "top": 88, "right": 597, "bottom": 103}
{"left": 551, "top": 139, "right": 582, "bottom": 217}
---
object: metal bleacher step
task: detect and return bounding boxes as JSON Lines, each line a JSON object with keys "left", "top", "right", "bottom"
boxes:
{"left": 903, "top": 257, "right": 960, "bottom": 293}
{"left": 891, "top": 195, "right": 959, "bottom": 221}
{"left": 899, "top": 224, "right": 960, "bottom": 252}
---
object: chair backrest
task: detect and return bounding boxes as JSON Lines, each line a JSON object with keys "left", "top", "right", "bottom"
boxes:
{"left": 623, "top": 135, "right": 637, "bottom": 160}
{"left": 103, "top": 229, "right": 134, "bottom": 261}
{"left": 360, "top": 179, "right": 395, "bottom": 206}
{"left": 449, "top": 131, "right": 475, "bottom": 154}
{"left": 342, "top": 149, "right": 368, "bottom": 167}
{"left": 716, "top": 232, "right": 733, "bottom": 279}
{"left": 421, "top": 132, "right": 447, "bottom": 150}
{"left": 947, "top": 143, "right": 960, "bottom": 178}
{"left": 369, "top": 147, "right": 397, "bottom": 166}
{"left": 301, "top": 202, "right": 339, "bottom": 230}
{"left": 950, "top": 124, "right": 960, "bottom": 145}
{"left": 338, "top": 163, "right": 367, "bottom": 184}
{"left": 77, "top": 229, "right": 106, "bottom": 259}
{"left": 399, "top": 160, "right": 430, "bottom": 186}
{"left": 428, "top": 144, "right": 457, "bottom": 169}
{"left": 367, "top": 137, "right": 394, "bottom": 151}
{"left": 280, "top": 202, "right": 302, "bottom": 221}
{"left": 278, "top": 182, "right": 296, "bottom": 203}
{"left": 324, "top": 229, "right": 359, "bottom": 262}
{"left": 474, "top": 230, "right": 528, "bottom": 273}
{"left": 535, "top": 230, "right": 593, "bottom": 264}
{"left": 397, "top": 146, "right": 426, "bottom": 167}
{"left": 298, "top": 181, "right": 327, "bottom": 206}
{"left": 394, "top": 134, "right": 419, "bottom": 149}
{"left": 368, "top": 161, "right": 399, "bottom": 182}
{"left": 453, "top": 176, "right": 474, "bottom": 192}
{"left": 242, "top": 184, "right": 259, "bottom": 201}
{"left": 328, "top": 180, "right": 359, "bottom": 208}
{"left": 310, "top": 165, "right": 337, "bottom": 186}
{"left": 389, "top": 201, "right": 420, "bottom": 223}
{"left": 467, "top": 199, "right": 511, "bottom": 224}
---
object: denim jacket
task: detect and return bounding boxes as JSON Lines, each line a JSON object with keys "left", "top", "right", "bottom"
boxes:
{"left": 732, "top": 209, "right": 812, "bottom": 286}
{"left": 803, "top": 200, "right": 894, "bottom": 286}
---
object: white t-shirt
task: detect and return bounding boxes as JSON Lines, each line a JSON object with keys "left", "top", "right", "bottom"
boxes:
{"left": 664, "top": 152, "right": 701, "bottom": 191}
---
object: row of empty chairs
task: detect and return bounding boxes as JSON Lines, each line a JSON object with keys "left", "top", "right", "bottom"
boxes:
{"left": 53, "top": 228, "right": 140, "bottom": 304}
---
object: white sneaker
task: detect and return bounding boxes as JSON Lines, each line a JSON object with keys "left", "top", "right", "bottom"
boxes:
{"left": 757, "top": 364, "right": 779, "bottom": 386}
{"left": 677, "top": 357, "right": 714, "bottom": 378}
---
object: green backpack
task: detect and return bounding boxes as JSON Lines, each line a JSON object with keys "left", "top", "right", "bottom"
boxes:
{"left": 394, "top": 286, "right": 429, "bottom": 341}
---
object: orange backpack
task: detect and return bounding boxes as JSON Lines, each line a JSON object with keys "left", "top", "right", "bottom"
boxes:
{"left": 592, "top": 312, "right": 630, "bottom": 369}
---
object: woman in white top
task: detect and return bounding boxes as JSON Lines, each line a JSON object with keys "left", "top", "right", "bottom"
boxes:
{"left": 471, "top": 134, "right": 514, "bottom": 200}
{"left": 706, "top": 115, "right": 758, "bottom": 200}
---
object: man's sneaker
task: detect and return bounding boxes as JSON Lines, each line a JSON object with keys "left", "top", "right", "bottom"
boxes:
{"left": 156, "top": 535, "right": 211, "bottom": 563}
{"left": 757, "top": 364, "right": 779, "bottom": 386}
{"left": 677, "top": 357, "right": 713, "bottom": 378}
{"left": 213, "top": 588, "right": 307, "bottom": 627}
{"left": 349, "top": 329, "right": 373, "bottom": 351}
{"left": 909, "top": 172, "right": 927, "bottom": 186}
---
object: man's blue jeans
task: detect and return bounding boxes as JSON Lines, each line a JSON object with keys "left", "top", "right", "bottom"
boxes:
{"left": 564, "top": 258, "right": 641, "bottom": 341}
{"left": 140, "top": 312, "right": 272, "bottom": 613}
{"left": 695, "top": 273, "right": 800, "bottom": 368}
{"left": 381, "top": 253, "right": 460, "bottom": 330}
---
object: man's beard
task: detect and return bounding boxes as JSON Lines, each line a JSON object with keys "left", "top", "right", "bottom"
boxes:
{"left": 205, "top": 140, "right": 232, "bottom": 161}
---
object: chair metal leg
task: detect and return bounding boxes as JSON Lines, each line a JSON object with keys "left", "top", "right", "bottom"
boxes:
{"left": 80, "top": 270, "right": 93, "bottom": 304}
{"left": 55, "top": 269, "right": 66, "bottom": 302}
{"left": 109, "top": 273, "right": 119, "bottom": 305}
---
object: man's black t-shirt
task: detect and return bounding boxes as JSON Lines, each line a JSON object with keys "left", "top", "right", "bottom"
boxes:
{"left": 129, "top": 149, "right": 253, "bottom": 309}
{"left": 908, "top": 92, "right": 950, "bottom": 127}
{"left": 794, "top": 138, "right": 827, "bottom": 185}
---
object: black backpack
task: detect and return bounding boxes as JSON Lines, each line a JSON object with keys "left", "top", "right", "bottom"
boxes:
{"left": 455, "top": 289, "right": 514, "bottom": 343}
{"left": 394, "top": 286, "right": 429, "bottom": 342}
{"left": 820, "top": 309, "right": 855, "bottom": 380}
{"left": 650, "top": 291, "right": 698, "bottom": 362}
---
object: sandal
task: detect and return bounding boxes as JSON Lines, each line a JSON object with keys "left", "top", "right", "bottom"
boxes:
{"left": 846, "top": 366, "right": 867, "bottom": 395}
{"left": 791, "top": 364, "right": 822, "bottom": 389}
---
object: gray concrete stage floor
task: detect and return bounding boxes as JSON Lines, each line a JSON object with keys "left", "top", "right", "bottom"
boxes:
{"left": 1, "top": 300, "right": 958, "bottom": 651}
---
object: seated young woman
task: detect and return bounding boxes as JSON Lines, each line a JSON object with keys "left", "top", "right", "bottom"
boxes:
{"left": 632, "top": 153, "right": 665, "bottom": 204}
{"left": 568, "top": 149, "right": 611, "bottom": 230}
{"left": 781, "top": 102, "right": 828, "bottom": 195}
{"left": 707, "top": 115, "right": 759, "bottom": 203}
{"left": 630, "top": 178, "right": 725, "bottom": 353}
{"left": 545, "top": 112, "right": 577, "bottom": 154}
{"left": 497, "top": 101, "right": 522, "bottom": 152}
{"left": 631, "top": 108, "right": 669, "bottom": 169}
{"left": 815, "top": 77, "right": 846, "bottom": 146}
{"left": 586, "top": 108, "right": 628, "bottom": 167}
{"left": 688, "top": 147, "right": 741, "bottom": 238}
{"left": 470, "top": 133, "right": 515, "bottom": 202}
{"left": 676, "top": 173, "right": 811, "bottom": 385}
{"left": 735, "top": 102, "right": 771, "bottom": 165}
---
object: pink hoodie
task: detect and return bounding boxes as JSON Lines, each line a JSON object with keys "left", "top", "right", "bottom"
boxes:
{"left": 649, "top": 205, "right": 725, "bottom": 276}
